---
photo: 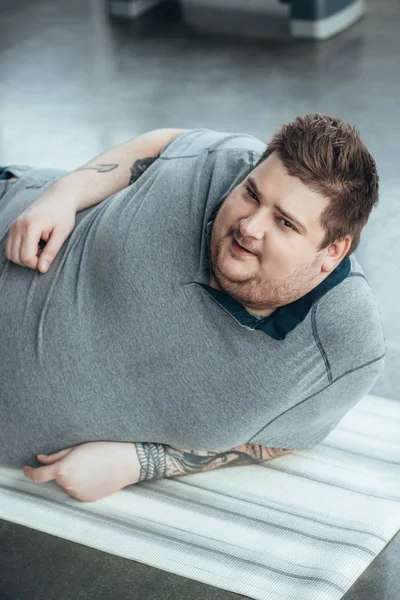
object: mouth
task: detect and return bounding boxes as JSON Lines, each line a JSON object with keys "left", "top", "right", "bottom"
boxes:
{"left": 232, "top": 236, "right": 256, "bottom": 256}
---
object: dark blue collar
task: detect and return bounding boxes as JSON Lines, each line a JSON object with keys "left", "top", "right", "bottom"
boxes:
{"left": 196, "top": 204, "right": 351, "bottom": 341}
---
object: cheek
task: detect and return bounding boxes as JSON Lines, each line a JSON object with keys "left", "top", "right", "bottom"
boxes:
{"left": 215, "top": 205, "right": 237, "bottom": 236}
{"left": 223, "top": 193, "right": 246, "bottom": 220}
{"left": 261, "top": 237, "right": 304, "bottom": 274}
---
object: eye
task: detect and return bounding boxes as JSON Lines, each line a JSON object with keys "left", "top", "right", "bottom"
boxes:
{"left": 278, "top": 217, "right": 295, "bottom": 231}
{"left": 245, "top": 185, "right": 297, "bottom": 232}
{"left": 246, "top": 186, "right": 259, "bottom": 202}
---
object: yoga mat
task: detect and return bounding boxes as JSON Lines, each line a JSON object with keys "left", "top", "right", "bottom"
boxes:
{"left": 1, "top": 394, "right": 399, "bottom": 600}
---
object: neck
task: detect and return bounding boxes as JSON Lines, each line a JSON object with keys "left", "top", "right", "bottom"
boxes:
{"left": 209, "top": 274, "right": 276, "bottom": 317}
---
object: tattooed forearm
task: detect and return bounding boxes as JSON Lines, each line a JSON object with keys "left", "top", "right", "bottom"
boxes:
{"left": 134, "top": 442, "right": 292, "bottom": 482}
{"left": 135, "top": 443, "right": 168, "bottom": 480}
{"left": 129, "top": 156, "right": 159, "bottom": 185}
{"left": 75, "top": 163, "right": 119, "bottom": 173}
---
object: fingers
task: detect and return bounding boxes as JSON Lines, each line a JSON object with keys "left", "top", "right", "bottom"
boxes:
{"left": 7, "top": 226, "right": 21, "bottom": 265}
{"left": 5, "top": 221, "right": 62, "bottom": 273}
{"left": 5, "top": 231, "right": 12, "bottom": 261}
{"left": 20, "top": 229, "right": 41, "bottom": 270}
{"left": 24, "top": 447, "right": 75, "bottom": 484}
{"left": 23, "top": 464, "right": 78, "bottom": 498}
{"left": 23, "top": 462, "right": 58, "bottom": 483}
{"left": 5, "top": 223, "right": 41, "bottom": 270}
{"left": 37, "top": 230, "right": 66, "bottom": 273}
{"left": 37, "top": 447, "right": 74, "bottom": 463}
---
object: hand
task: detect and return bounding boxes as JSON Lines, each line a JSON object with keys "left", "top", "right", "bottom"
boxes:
{"left": 23, "top": 442, "right": 141, "bottom": 502}
{"left": 5, "top": 183, "right": 78, "bottom": 273}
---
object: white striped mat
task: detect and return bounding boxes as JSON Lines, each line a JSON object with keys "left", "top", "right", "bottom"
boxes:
{"left": 1, "top": 394, "right": 399, "bottom": 600}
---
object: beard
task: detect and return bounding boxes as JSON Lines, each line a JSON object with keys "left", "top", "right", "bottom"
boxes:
{"left": 210, "top": 234, "right": 323, "bottom": 311}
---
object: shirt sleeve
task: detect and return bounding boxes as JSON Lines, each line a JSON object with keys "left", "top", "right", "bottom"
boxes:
{"left": 247, "top": 354, "right": 385, "bottom": 450}
{"left": 248, "top": 272, "right": 387, "bottom": 450}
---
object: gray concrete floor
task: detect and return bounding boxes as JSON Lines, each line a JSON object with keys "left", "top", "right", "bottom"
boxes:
{"left": 0, "top": 0, "right": 399, "bottom": 598}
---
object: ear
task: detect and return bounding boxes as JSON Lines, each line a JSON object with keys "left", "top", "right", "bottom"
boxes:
{"left": 321, "top": 235, "right": 352, "bottom": 273}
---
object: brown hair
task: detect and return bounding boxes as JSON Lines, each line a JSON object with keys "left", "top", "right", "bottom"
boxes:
{"left": 256, "top": 114, "right": 379, "bottom": 259}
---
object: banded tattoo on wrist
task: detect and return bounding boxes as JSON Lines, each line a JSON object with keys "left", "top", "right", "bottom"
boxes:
{"left": 135, "top": 442, "right": 168, "bottom": 481}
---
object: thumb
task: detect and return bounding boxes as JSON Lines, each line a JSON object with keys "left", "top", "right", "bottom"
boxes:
{"left": 38, "top": 228, "right": 66, "bottom": 273}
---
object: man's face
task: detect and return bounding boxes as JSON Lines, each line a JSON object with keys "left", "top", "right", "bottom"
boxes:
{"left": 209, "top": 153, "right": 333, "bottom": 316}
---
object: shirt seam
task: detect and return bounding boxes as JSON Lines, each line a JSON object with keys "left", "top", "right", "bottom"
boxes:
{"left": 248, "top": 150, "right": 256, "bottom": 170}
{"left": 0, "top": 179, "right": 11, "bottom": 201}
{"left": 310, "top": 270, "right": 370, "bottom": 384}
{"left": 159, "top": 147, "right": 261, "bottom": 161}
{"left": 311, "top": 302, "right": 333, "bottom": 384}
{"left": 246, "top": 351, "right": 386, "bottom": 444}
{"left": 348, "top": 271, "right": 367, "bottom": 282}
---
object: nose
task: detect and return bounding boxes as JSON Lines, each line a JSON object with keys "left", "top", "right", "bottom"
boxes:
{"left": 239, "top": 212, "right": 266, "bottom": 241}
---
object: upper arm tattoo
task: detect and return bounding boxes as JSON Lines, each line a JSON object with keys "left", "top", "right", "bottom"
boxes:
{"left": 129, "top": 155, "right": 159, "bottom": 185}
{"left": 134, "top": 442, "right": 292, "bottom": 482}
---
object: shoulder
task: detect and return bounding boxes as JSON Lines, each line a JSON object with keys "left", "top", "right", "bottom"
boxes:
{"left": 312, "top": 255, "right": 386, "bottom": 381}
{"left": 159, "top": 128, "right": 266, "bottom": 160}
{"left": 157, "top": 129, "right": 266, "bottom": 213}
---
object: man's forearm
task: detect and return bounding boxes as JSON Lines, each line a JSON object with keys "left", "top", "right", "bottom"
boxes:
{"left": 49, "top": 128, "right": 186, "bottom": 213}
{"left": 134, "top": 442, "right": 292, "bottom": 482}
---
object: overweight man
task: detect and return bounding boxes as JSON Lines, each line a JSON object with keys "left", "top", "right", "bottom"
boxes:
{"left": 0, "top": 114, "right": 386, "bottom": 501}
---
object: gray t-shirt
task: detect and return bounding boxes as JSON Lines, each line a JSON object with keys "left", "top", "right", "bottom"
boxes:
{"left": 0, "top": 129, "right": 386, "bottom": 467}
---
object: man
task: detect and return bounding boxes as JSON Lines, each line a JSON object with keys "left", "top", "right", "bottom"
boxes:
{"left": 0, "top": 114, "right": 386, "bottom": 502}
